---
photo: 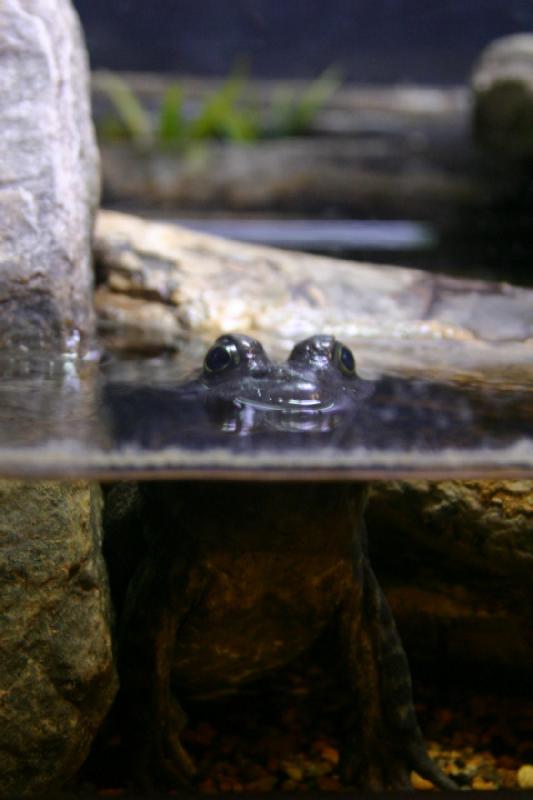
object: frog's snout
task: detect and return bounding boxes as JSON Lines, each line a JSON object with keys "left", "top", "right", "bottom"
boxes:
{"left": 235, "top": 368, "right": 336, "bottom": 415}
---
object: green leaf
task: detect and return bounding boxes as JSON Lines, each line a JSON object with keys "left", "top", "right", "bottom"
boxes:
{"left": 157, "top": 83, "right": 186, "bottom": 147}
{"left": 97, "top": 71, "right": 152, "bottom": 149}
{"left": 187, "top": 68, "right": 249, "bottom": 140}
{"left": 270, "top": 66, "right": 342, "bottom": 137}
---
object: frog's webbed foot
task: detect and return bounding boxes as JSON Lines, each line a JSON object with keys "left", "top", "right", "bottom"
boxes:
{"left": 340, "top": 735, "right": 412, "bottom": 791}
{"left": 118, "top": 516, "right": 207, "bottom": 791}
{"left": 131, "top": 697, "right": 196, "bottom": 791}
{"left": 339, "top": 555, "right": 457, "bottom": 791}
{"left": 340, "top": 720, "right": 457, "bottom": 791}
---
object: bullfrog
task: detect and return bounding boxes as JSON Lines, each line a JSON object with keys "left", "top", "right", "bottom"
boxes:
{"left": 109, "top": 334, "right": 456, "bottom": 790}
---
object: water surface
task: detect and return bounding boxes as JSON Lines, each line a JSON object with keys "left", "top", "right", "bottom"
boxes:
{"left": 0, "top": 346, "right": 531, "bottom": 480}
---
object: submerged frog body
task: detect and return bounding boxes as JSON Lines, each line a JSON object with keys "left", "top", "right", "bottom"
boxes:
{"left": 112, "top": 334, "right": 455, "bottom": 790}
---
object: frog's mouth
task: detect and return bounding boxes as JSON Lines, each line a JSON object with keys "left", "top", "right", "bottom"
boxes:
{"left": 234, "top": 377, "right": 338, "bottom": 414}
{"left": 234, "top": 394, "right": 336, "bottom": 414}
{"left": 231, "top": 377, "right": 351, "bottom": 433}
{"left": 201, "top": 367, "right": 368, "bottom": 434}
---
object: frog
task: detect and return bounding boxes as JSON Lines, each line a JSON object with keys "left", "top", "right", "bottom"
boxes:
{"left": 108, "top": 334, "right": 456, "bottom": 791}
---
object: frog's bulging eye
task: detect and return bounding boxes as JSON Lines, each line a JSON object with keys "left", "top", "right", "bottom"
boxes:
{"left": 204, "top": 343, "right": 240, "bottom": 374}
{"left": 334, "top": 342, "right": 356, "bottom": 375}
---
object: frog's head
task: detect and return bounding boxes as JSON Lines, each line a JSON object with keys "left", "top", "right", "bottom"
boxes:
{"left": 197, "top": 333, "right": 367, "bottom": 433}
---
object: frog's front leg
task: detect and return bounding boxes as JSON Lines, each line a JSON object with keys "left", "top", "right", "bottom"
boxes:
{"left": 338, "top": 555, "right": 456, "bottom": 790}
{"left": 118, "top": 551, "right": 207, "bottom": 790}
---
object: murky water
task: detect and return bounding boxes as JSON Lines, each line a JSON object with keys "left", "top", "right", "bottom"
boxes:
{"left": 0, "top": 342, "right": 531, "bottom": 480}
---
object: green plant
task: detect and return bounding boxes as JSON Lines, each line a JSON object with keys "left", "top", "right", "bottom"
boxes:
{"left": 97, "top": 65, "right": 341, "bottom": 150}
{"left": 97, "top": 71, "right": 153, "bottom": 148}
{"left": 157, "top": 83, "right": 186, "bottom": 146}
{"left": 186, "top": 69, "right": 259, "bottom": 142}
{"left": 269, "top": 66, "right": 342, "bottom": 136}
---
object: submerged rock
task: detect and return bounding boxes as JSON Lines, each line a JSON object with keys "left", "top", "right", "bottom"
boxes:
{"left": 370, "top": 479, "right": 533, "bottom": 574}
{"left": 0, "top": 481, "right": 117, "bottom": 796}
{"left": 0, "top": 0, "right": 99, "bottom": 352}
{"left": 368, "top": 479, "right": 533, "bottom": 678}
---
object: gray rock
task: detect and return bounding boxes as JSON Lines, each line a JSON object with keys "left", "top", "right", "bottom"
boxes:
{"left": 0, "top": 481, "right": 117, "bottom": 797}
{"left": 472, "top": 34, "right": 533, "bottom": 161}
{"left": 0, "top": 0, "right": 99, "bottom": 352}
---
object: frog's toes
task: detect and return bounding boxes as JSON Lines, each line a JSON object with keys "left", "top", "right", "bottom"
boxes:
{"left": 340, "top": 743, "right": 412, "bottom": 790}
{"left": 340, "top": 736, "right": 458, "bottom": 791}
{"left": 157, "top": 749, "right": 195, "bottom": 787}
{"left": 343, "top": 760, "right": 412, "bottom": 791}
{"left": 135, "top": 733, "right": 196, "bottom": 789}
{"left": 164, "top": 698, "right": 197, "bottom": 778}
{"left": 129, "top": 713, "right": 197, "bottom": 787}
{"left": 166, "top": 728, "right": 197, "bottom": 779}
{"left": 406, "top": 741, "right": 458, "bottom": 791}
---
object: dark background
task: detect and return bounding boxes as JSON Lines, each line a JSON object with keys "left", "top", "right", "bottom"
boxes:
{"left": 74, "top": 0, "right": 532, "bottom": 83}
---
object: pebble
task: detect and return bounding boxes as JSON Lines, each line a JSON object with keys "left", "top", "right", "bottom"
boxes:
{"left": 184, "top": 722, "right": 216, "bottom": 746}
{"left": 281, "top": 761, "right": 304, "bottom": 781}
{"left": 280, "top": 778, "right": 299, "bottom": 791}
{"left": 517, "top": 764, "right": 533, "bottom": 789}
{"left": 316, "top": 775, "right": 342, "bottom": 791}
{"left": 244, "top": 775, "right": 278, "bottom": 792}
{"left": 218, "top": 779, "right": 243, "bottom": 792}
{"left": 471, "top": 775, "right": 497, "bottom": 790}
{"left": 197, "top": 777, "right": 217, "bottom": 794}
{"left": 317, "top": 743, "right": 340, "bottom": 765}
{"left": 436, "top": 708, "right": 454, "bottom": 726}
{"left": 410, "top": 771, "right": 434, "bottom": 790}
{"left": 306, "top": 760, "right": 333, "bottom": 777}
{"left": 500, "top": 768, "right": 519, "bottom": 788}
{"left": 497, "top": 754, "right": 517, "bottom": 770}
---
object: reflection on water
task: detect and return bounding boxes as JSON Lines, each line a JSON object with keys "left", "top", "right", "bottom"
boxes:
{"left": 0, "top": 350, "right": 104, "bottom": 450}
{"left": 0, "top": 346, "right": 531, "bottom": 480}
{"left": 167, "top": 218, "right": 436, "bottom": 253}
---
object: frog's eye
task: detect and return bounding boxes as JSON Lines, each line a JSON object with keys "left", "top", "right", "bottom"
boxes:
{"left": 204, "top": 342, "right": 240, "bottom": 374}
{"left": 334, "top": 341, "right": 356, "bottom": 375}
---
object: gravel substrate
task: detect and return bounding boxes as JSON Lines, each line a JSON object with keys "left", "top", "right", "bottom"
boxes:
{"left": 79, "top": 661, "right": 533, "bottom": 794}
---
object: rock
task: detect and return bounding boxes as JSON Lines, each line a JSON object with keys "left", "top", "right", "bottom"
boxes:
{"left": 367, "top": 480, "right": 533, "bottom": 677}
{"left": 0, "top": 0, "right": 99, "bottom": 352}
{"left": 94, "top": 210, "right": 533, "bottom": 383}
{"left": 517, "top": 764, "right": 533, "bottom": 789}
{"left": 410, "top": 772, "right": 435, "bottom": 790}
{"left": 472, "top": 34, "right": 533, "bottom": 161}
{"left": 0, "top": 481, "right": 117, "bottom": 797}
{"left": 369, "top": 480, "right": 533, "bottom": 575}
